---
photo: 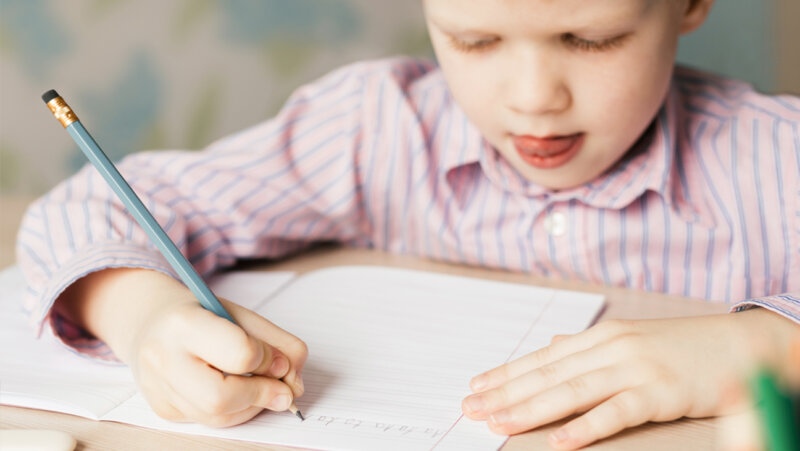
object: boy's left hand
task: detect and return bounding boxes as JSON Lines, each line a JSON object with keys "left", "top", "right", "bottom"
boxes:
{"left": 462, "top": 308, "right": 798, "bottom": 450}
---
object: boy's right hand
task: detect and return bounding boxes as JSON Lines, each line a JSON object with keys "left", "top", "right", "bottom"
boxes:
{"left": 55, "top": 267, "right": 308, "bottom": 427}
{"left": 131, "top": 296, "right": 307, "bottom": 427}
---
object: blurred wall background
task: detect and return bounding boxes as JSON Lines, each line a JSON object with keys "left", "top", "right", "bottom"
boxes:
{"left": 1, "top": 0, "right": 797, "bottom": 198}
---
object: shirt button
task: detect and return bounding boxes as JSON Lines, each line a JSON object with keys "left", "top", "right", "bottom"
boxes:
{"left": 544, "top": 211, "right": 566, "bottom": 237}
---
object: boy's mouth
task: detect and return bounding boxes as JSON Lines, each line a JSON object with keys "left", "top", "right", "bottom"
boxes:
{"left": 511, "top": 133, "right": 585, "bottom": 169}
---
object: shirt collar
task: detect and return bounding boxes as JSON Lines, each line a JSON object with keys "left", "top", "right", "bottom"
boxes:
{"left": 575, "top": 92, "right": 678, "bottom": 211}
{"left": 442, "top": 79, "right": 694, "bottom": 217}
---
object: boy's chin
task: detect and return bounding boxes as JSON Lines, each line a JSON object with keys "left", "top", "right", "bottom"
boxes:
{"left": 516, "top": 167, "right": 596, "bottom": 192}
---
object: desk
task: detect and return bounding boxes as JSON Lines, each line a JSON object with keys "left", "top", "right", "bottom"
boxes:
{"left": 1, "top": 199, "right": 725, "bottom": 450}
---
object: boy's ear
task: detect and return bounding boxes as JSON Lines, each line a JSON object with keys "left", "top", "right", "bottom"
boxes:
{"left": 679, "top": 0, "right": 715, "bottom": 35}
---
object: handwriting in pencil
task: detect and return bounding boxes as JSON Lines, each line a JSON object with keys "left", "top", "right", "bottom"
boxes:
{"left": 306, "top": 415, "right": 444, "bottom": 439}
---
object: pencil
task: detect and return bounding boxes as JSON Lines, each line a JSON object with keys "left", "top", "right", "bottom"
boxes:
{"left": 41, "top": 89, "right": 303, "bottom": 421}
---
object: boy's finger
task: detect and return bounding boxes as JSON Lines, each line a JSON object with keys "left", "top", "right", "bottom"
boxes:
{"left": 546, "top": 386, "right": 657, "bottom": 450}
{"left": 158, "top": 363, "right": 253, "bottom": 426}
{"left": 202, "top": 405, "right": 265, "bottom": 428}
{"left": 223, "top": 299, "right": 309, "bottom": 365}
{"left": 166, "top": 353, "right": 250, "bottom": 415}
{"left": 180, "top": 307, "right": 283, "bottom": 377}
{"left": 222, "top": 299, "right": 308, "bottom": 393}
{"left": 483, "top": 365, "right": 631, "bottom": 435}
{"left": 471, "top": 321, "right": 629, "bottom": 392}
{"left": 169, "top": 383, "right": 265, "bottom": 428}
{"left": 244, "top": 341, "right": 290, "bottom": 378}
{"left": 550, "top": 334, "right": 572, "bottom": 344}
{"left": 171, "top": 353, "right": 294, "bottom": 416}
{"left": 464, "top": 341, "right": 633, "bottom": 417}
{"left": 215, "top": 373, "right": 295, "bottom": 413}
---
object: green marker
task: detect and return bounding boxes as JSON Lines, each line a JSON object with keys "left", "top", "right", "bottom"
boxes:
{"left": 751, "top": 368, "right": 800, "bottom": 451}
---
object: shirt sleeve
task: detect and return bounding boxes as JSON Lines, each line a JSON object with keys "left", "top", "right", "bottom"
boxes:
{"left": 729, "top": 114, "right": 800, "bottom": 326}
{"left": 730, "top": 294, "right": 800, "bottom": 325}
{"left": 15, "top": 62, "right": 373, "bottom": 361}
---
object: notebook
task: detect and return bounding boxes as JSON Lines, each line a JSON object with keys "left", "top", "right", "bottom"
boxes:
{"left": 0, "top": 264, "right": 604, "bottom": 451}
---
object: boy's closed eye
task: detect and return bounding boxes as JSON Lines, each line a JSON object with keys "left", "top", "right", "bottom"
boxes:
{"left": 447, "top": 33, "right": 631, "bottom": 54}
{"left": 561, "top": 33, "right": 631, "bottom": 52}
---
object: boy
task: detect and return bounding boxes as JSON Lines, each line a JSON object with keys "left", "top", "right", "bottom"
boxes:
{"left": 16, "top": 0, "right": 800, "bottom": 449}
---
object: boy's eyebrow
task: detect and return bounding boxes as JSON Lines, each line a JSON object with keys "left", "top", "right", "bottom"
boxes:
{"left": 428, "top": 18, "right": 491, "bottom": 37}
{"left": 426, "top": 0, "right": 654, "bottom": 36}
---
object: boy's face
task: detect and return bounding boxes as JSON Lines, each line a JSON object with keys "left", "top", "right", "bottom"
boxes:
{"left": 424, "top": 0, "right": 704, "bottom": 190}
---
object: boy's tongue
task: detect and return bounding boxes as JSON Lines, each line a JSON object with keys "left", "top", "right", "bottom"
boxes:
{"left": 512, "top": 133, "right": 581, "bottom": 157}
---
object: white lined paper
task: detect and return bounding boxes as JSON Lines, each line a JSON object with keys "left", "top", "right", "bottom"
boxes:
{"left": 1, "top": 265, "right": 604, "bottom": 450}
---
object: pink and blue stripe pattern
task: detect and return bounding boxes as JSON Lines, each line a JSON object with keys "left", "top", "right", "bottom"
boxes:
{"left": 15, "top": 58, "right": 800, "bottom": 360}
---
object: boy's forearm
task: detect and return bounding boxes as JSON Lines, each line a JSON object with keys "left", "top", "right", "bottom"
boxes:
{"left": 54, "top": 267, "right": 194, "bottom": 363}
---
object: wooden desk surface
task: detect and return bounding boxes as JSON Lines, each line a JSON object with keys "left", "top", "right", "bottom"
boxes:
{"left": 1, "top": 198, "right": 726, "bottom": 450}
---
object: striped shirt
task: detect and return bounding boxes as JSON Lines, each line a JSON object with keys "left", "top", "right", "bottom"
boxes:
{"left": 16, "top": 57, "right": 800, "bottom": 360}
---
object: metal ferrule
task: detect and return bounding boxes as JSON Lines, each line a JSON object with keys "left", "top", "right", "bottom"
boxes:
{"left": 46, "top": 97, "right": 79, "bottom": 128}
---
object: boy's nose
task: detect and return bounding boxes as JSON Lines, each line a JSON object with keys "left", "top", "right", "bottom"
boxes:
{"left": 505, "top": 51, "right": 571, "bottom": 116}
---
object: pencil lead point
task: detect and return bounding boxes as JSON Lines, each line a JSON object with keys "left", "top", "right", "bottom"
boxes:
{"left": 296, "top": 410, "right": 305, "bottom": 421}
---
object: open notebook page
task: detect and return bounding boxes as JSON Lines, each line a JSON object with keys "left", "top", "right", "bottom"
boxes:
{"left": 101, "top": 266, "right": 605, "bottom": 451}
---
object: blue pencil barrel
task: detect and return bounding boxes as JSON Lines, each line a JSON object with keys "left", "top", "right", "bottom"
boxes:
{"left": 65, "top": 120, "right": 236, "bottom": 324}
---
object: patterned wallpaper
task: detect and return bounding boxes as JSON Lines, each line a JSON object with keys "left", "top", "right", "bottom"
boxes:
{"left": 0, "top": 0, "right": 432, "bottom": 195}
{"left": 0, "top": 0, "right": 780, "bottom": 196}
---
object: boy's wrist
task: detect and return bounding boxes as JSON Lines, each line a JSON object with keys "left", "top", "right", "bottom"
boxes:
{"left": 733, "top": 308, "right": 799, "bottom": 367}
{"left": 54, "top": 267, "right": 194, "bottom": 363}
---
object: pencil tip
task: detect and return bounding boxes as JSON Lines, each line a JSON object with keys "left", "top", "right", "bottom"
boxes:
{"left": 296, "top": 410, "right": 305, "bottom": 421}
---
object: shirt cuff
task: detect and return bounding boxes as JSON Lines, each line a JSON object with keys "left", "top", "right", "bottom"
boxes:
{"left": 26, "top": 242, "right": 181, "bottom": 362}
{"left": 730, "top": 292, "right": 800, "bottom": 325}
